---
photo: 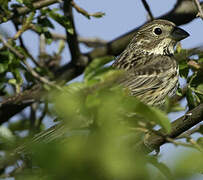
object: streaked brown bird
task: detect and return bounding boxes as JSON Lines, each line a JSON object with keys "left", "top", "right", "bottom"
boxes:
{"left": 112, "top": 19, "right": 189, "bottom": 106}
{"left": 13, "top": 20, "right": 190, "bottom": 154}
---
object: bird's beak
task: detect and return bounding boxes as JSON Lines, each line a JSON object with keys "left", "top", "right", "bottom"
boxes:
{"left": 171, "top": 27, "right": 190, "bottom": 41}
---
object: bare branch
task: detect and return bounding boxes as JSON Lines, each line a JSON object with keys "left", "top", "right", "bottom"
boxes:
{"left": 23, "top": 61, "right": 62, "bottom": 90}
{"left": 13, "top": 21, "right": 43, "bottom": 68}
{"left": 143, "top": 103, "right": 203, "bottom": 152}
{"left": 7, "top": 104, "right": 203, "bottom": 158}
{"left": 63, "top": 0, "right": 81, "bottom": 64}
{"left": 50, "top": 32, "right": 107, "bottom": 47}
{"left": 177, "top": 124, "right": 202, "bottom": 139}
{"left": 32, "top": 27, "right": 108, "bottom": 48}
{"left": 0, "top": 85, "right": 41, "bottom": 124}
{"left": 141, "top": 0, "right": 154, "bottom": 21}
{"left": 39, "top": 34, "right": 46, "bottom": 56}
{"left": 78, "top": 37, "right": 107, "bottom": 47}
{"left": 193, "top": 0, "right": 203, "bottom": 19}
{"left": 70, "top": 0, "right": 105, "bottom": 19}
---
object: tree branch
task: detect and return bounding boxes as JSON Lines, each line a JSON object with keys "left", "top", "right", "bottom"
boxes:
{"left": 177, "top": 124, "right": 202, "bottom": 139}
{"left": 0, "top": 0, "right": 60, "bottom": 23}
{"left": 60, "top": 0, "right": 89, "bottom": 83}
{"left": 141, "top": 0, "right": 154, "bottom": 21}
{"left": 70, "top": 0, "right": 105, "bottom": 19}
{"left": 63, "top": 0, "right": 83, "bottom": 65}
{"left": 143, "top": 103, "right": 203, "bottom": 151}
{"left": 0, "top": 85, "right": 42, "bottom": 124}
{"left": 193, "top": 0, "right": 203, "bottom": 19}
{"left": 50, "top": 32, "right": 107, "bottom": 47}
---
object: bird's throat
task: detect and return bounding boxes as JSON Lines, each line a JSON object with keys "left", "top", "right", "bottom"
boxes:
{"left": 147, "top": 38, "right": 176, "bottom": 56}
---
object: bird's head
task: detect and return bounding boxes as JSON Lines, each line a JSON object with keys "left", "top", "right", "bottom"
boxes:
{"left": 131, "top": 19, "right": 189, "bottom": 56}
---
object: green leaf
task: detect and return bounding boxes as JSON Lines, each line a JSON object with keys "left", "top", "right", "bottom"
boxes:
{"left": 134, "top": 102, "right": 171, "bottom": 133}
{"left": 196, "top": 84, "right": 203, "bottom": 101}
{"left": 176, "top": 87, "right": 183, "bottom": 96}
{"left": 199, "top": 57, "right": 203, "bottom": 63}
{"left": 197, "top": 137, "right": 203, "bottom": 149}
{"left": 91, "top": 12, "right": 105, "bottom": 18}
{"left": 198, "top": 125, "right": 203, "bottom": 135}
{"left": 44, "top": 30, "right": 53, "bottom": 44}
{"left": 196, "top": 84, "right": 203, "bottom": 92}
{"left": 13, "top": 68, "right": 23, "bottom": 84}
{"left": 148, "top": 156, "right": 173, "bottom": 179}
{"left": 34, "top": 24, "right": 43, "bottom": 33}
{"left": 84, "top": 56, "right": 114, "bottom": 81}
{"left": 175, "top": 151, "right": 203, "bottom": 175}
{"left": 16, "top": 0, "right": 23, "bottom": 3}
{"left": 64, "top": 82, "right": 86, "bottom": 94}
{"left": 38, "top": 17, "right": 54, "bottom": 29}
{"left": 0, "top": 126, "right": 15, "bottom": 142}
{"left": 85, "top": 92, "right": 101, "bottom": 109}
{"left": 8, "top": 78, "right": 17, "bottom": 85}
{"left": 48, "top": 10, "right": 73, "bottom": 34}
{"left": 186, "top": 88, "right": 198, "bottom": 110}
{"left": 85, "top": 66, "right": 112, "bottom": 83}
{"left": 179, "top": 59, "right": 189, "bottom": 78}
{"left": 8, "top": 120, "right": 30, "bottom": 132}
{"left": 67, "top": 27, "right": 74, "bottom": 34}
{"left": 0, "top": 0, "right": 10, "bottom": 10}
{"left": 22, "top": 0, "right": 34, "bottom": 9}
{"left": 0, "top": 63, "right": 7, "bottom": 73}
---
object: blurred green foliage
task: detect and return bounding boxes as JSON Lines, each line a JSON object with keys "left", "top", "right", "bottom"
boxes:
{"left": 10, "top": 55, "right": 202, "bottom": 180}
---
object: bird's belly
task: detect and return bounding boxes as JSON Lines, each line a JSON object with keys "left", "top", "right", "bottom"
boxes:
{"left": 132, "top": 68, "right": 179, "bottom": 106}
{"left": 150, "top": 69, "right": 179, "bottom": 105}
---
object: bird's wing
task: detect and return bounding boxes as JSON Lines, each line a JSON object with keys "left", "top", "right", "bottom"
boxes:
{"left": 119, "top": 55, "right": 176, "bottom": 97}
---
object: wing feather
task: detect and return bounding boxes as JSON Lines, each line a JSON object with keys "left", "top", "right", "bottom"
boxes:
{"left": 116, "top": 55, "right": 177, "bottom": 104}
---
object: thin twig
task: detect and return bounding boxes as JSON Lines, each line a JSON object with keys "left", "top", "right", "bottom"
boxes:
{"left": 0, "top": 35, "right": 24, "bottom": 59}
{"left": 13, "top": 12, "right": 35, "bottom": 40}
{"left": 78, "top": 37, "right": 107, "bottom": 47}
{"left": 166, "top": 137, "right": 194, "bottom": 148}
{"left": 187, "top": 60, "right": 202, "bottom": 70}
{"left": 142, "top": 103, "right": 203, "bottom": 152}
{"left": 50, "top": 32, "right": 107, "bottom": 47}
{"left": 70, "top": 0, "right": 105, "bottom": 19}
{"left": 23, "top": 61, "right": 62, "bottom": 90}
{"left": 189, "top": 138, "right": 203, "bottom": 152}
{"left": 171, "top": 86, "right": 188, "bottom": 104}
{"left": 70, "top": 0, "right": 91, "bottom": 19}
{"left": 0, "top": 35, "right": 62, "bottom": 90}
{"left": 193, "top": 0, "right": 203, "bottom": 20}
{"left": 13, "top": 21, "right": 43, "bottom": 68}
{"left": 39, "top": 34, "right": 46, "bottom": 56}
{"left": 141, "top": 0, "right": 154, "bottom": 21}
{"left": 31, "top": 27, "right": 107, "bottom": 47}
{"left": 177, "top": 124, "right": 202, "bottom": 139}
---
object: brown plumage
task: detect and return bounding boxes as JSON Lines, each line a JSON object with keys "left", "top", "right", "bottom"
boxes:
{"left": 112, "top": 19, "right": 189, "bottom": 106}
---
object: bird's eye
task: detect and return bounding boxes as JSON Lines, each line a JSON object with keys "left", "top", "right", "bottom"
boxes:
{"left": 154, "top": 28, "right": 162, "bottom": 35}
